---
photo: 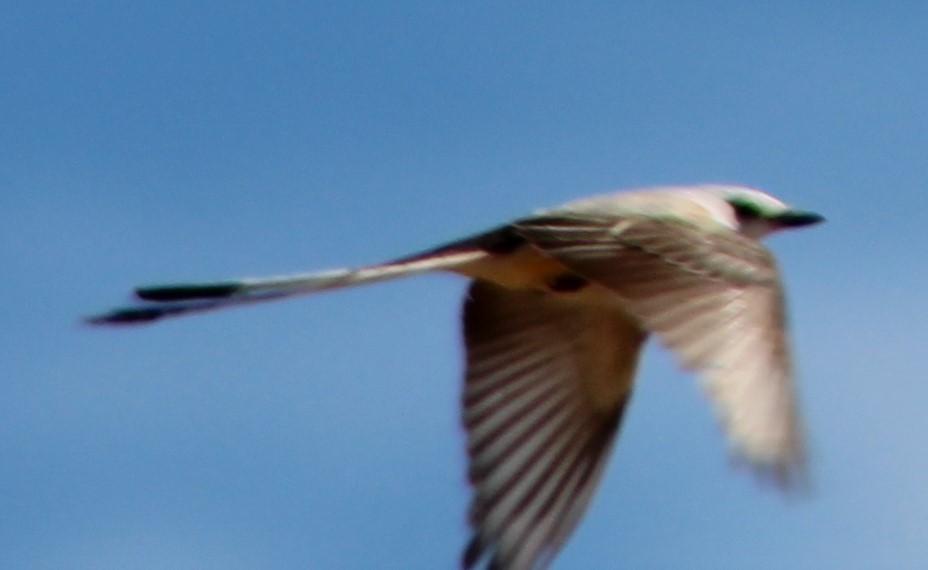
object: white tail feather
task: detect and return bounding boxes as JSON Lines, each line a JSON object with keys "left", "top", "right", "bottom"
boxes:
{"left": 86, "top": 250, "right": 485, "bottom": 325}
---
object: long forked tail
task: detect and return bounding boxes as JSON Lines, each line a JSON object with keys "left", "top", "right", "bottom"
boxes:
{"left": 85, "top": 247, "right": 486, "bottom": 326}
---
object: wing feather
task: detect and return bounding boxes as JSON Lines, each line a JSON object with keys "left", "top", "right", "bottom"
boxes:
{"left": 461, "top": 281, "right": 644, "bottom": 569}
{"left": 515, "top": 215, "right": 805, "bottom": 487}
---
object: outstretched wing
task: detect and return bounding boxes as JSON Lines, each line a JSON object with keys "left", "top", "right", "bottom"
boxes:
{"left": 462, "top": 281, "right": 646, "bottom": 570}
{"left": 515, "top": 215, "right": 805, "bottom": 487}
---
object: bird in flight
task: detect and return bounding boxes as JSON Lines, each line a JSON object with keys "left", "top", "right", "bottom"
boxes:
{"left": 88, "top": 184, "right": 823, "bottom": 570}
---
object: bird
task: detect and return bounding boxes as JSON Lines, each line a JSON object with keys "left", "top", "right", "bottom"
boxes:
{"left": 87, "top": 184, "right": 824, "bottom": 570}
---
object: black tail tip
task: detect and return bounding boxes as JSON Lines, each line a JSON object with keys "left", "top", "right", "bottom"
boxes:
{"left": 135, "top": 282, "right": 242, "bottom": 302}
{"left": 84, "top": 307, "right": 167, "bottom": 325}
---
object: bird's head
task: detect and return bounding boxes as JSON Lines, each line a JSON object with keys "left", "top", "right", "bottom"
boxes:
{"left": 711, "top": 186, "right": 825, "bottom": 239}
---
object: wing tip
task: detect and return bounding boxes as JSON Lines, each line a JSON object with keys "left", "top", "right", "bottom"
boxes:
{"left": 730, "top": 450, "right": 812, "bottom": 498}
{"left": 461, "top": 534, "right": 486, "bottom": 569}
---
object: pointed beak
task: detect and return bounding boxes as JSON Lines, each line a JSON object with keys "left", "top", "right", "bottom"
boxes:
{"left": 774, "top": 209, "right": 826, "bottom": 228}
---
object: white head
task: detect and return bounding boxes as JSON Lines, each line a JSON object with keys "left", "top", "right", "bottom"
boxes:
{"left": 706, "top": 186, "right": 825, "bottom": 239}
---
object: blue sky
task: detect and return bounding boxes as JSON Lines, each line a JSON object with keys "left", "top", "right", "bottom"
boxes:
{"left": 3, "top": 2, "right": 927, "bottom": 568}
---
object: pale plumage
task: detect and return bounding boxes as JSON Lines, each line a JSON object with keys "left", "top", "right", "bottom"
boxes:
{"left": 87, "top": 184, "right": 823, "bottom": 570}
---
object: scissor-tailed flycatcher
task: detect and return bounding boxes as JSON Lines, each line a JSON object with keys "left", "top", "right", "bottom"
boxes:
{"left": 88, "top": 184, "right": 823, "bottom": 570}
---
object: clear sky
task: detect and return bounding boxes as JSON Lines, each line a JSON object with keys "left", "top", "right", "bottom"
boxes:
{"left": 3, "top": 2, "right": 927, "bottom": 569}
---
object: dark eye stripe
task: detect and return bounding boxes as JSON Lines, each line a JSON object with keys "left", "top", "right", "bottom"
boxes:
{"left": 729, "top": 199, "right": 763, "bottom": 219}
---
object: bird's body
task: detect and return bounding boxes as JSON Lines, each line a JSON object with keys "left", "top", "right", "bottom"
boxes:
{"left": 88, "top": 184, "right": 823, "bottom": 570}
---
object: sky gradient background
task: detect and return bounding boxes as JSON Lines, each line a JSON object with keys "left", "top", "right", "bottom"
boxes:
{"left": 3, "top": 2, "right": 927, "bottom": 569}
